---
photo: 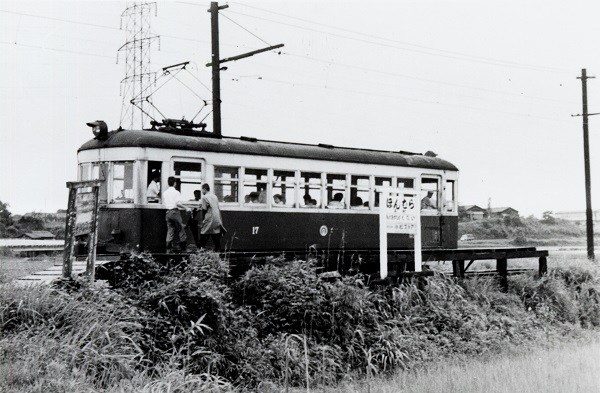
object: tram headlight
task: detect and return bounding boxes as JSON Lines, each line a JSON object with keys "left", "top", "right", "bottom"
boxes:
{"left": 86, "top": 120, "right": 108, "bottom": 140}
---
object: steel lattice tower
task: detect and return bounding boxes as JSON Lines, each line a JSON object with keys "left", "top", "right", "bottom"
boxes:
{"left": 118, "top": 2, "right": 159, "bottom": 130}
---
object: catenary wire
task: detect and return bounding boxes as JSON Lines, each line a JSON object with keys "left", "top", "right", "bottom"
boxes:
{"left": 219, "top": 11, "right": 272, "bottom": 47}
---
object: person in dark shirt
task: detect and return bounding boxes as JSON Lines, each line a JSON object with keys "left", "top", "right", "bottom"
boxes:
{"left": 188, "top": 190, "right": 201, "bottom": 247}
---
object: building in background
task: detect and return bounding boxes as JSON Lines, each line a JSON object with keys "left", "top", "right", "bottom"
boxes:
{"left": 488, "top": 207, "right": 519, "bottom": 218}
{"left": 18, "top": 231, "right": 56, "bottom": 240}
{"left": 460, "top": 205, "right": 486, "bottom": 221}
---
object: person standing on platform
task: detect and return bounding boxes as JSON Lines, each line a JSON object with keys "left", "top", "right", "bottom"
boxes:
{"left": 199, "top": 183, "right": 223, "bottom": 252}
{"left": 163, "top": 176, "right": 189, "bottom": 252}
{"left": 188, "top": 189, "right": 202, "bottom": 247}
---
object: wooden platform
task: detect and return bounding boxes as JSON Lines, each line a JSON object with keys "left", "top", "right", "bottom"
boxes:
{"left": 15, "top": 257, "right": 114, "bottom": 286}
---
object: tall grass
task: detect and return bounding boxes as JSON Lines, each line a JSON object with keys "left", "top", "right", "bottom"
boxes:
{"left": 1, "top": 252, "right": 598, "bottom": 391}
{"left": 309, "top": 338, "right": 600, "bottom": 393}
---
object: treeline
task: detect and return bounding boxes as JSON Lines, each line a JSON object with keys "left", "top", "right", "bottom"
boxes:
{"left": 459, "top": 215, "right": 588, "bottom": 242}
{"left": 0, "top": 200, "right": 65, "bottom": 239}
{"left": 1, "top": 253, "right": 599, "bottom": 392}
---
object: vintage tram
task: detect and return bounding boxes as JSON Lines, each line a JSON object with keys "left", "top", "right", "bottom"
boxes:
{"left": 77, "top": 123, "right": 459, "bottom": 254}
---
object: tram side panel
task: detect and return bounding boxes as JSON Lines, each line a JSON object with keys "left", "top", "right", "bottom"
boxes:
{"left": 221, "top": 212, "right": 458, "bottom": 251}
{"left": 96, "top": 208, "right": 458, "bottom": 253}
{"left": 97, "top": 207, "right": 144, "bottom": 253}
{"left": 95, "top": 207, "right": 458, "bottom": 253}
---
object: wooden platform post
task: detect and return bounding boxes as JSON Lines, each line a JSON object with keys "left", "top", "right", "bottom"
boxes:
{"left": 62, "top": 187, "right": 78, "bottom": 279}
{"left": 452, "top": 260, "right": 465, "bottom": 278}
{"left": 538, "top": 256, "right": 548, "bottom": 276}
{"left": 497, "top": 258, "right": 508, "bottom": 290}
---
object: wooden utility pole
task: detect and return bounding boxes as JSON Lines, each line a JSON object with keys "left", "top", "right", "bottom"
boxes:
{"left": 576, "top": 68, "right": 596, "bottom": 260}
{"left": 209, "top": 2, "right": 227, "bottom": 137}
{"left": 207, "top": 2, "right": 284, "bottom": 137}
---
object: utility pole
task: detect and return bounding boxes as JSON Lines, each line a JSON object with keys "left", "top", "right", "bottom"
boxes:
{"left": 209, "top": 2, "right": 226, "bottom": 137}
{"left": 576, "top": 68, "right": 596, "bottom": 260}
{"left": 207, "top": 2, "right": 284, "bottom": 137}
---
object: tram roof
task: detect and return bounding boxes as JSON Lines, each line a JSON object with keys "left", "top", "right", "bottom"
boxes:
{"left": 78, "top": 129, "right": 458, "bottom": 171}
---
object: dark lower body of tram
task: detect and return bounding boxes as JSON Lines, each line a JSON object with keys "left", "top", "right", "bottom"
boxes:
{"left": 95, "top": 208, "right": 458, "bottom": 254}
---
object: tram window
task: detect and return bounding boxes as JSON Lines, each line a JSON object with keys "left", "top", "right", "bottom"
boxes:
{"left": 445, "top": 180, "right": 456, "bottom": 212}
{"left": 79, "top": 163, "right": 91, "bottom": 181}
{"left": 272, "top": 170, "right": 295, "bottom": 207}
{"left": 146, "top": 161, "right": 162, "bottom": 203}
{"left": 420, "top": 178, "right": 439, "bottom": 211}
{"left": 350, "top": 176, "right": 369, "bottom": 209}
{"left": 397, "top": 178, "right": 414, "bottom": 189}
{"left": 174, "top": 161, "right": 202, "bottom": 201}
{"left": 91, "top": 163, "right": 108, "bottom": 203}
{"left": 214, "top": 166, "right": 239, "bottom": 203}
{"left": 111, "top": 162, "right": 134, "bottom": 204}
{"left": 326, "top": 174, "right": 346, "bottom": 209}
{"left": 300, "top": 172, "right": 321, "bottom": 208}
{"left": 79, "top": 163, "right": 108, "bottom": 203}
{"left": 243, "top": 168, "right": 268, "bottom": 205}
{"left": 374, "top": 177, "right": 392, "bottom": 207}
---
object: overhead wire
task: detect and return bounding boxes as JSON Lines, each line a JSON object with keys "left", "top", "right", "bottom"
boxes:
{"left": 280, "top": 52, "right": 576, "bottom": 105}
{"left": 219, "top": 11, "right": 272, "bottom": 47}
{"left": 230, "top": 2, "right": 574, "bottom": 75}
{"left": 248, "top": 76, "right": 572, "bottom": 124}
{"left": 0, "top": 40, "right": 115, "bottom": 59}
{"left": 223, "top": 8, "right": 571, "bottom": 74}
{"left": 3, "top": 4, "right": 580, "bottom": 126}
{"left": 0, "top": 9, "right": 121, "bottom": 30}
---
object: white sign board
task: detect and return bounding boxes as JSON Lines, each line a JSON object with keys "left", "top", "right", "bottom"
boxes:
{"left": 379, "top": 188, "right": 422, "bottom": 278}
{"left": 384, "top": 194, "right": 418, "bottom": 234}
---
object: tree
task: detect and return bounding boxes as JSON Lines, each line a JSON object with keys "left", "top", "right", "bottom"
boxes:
{"left": 0, "top": 200, "right": 13, "bottom": 237}
{"left": 542, "top": 211, "right": 556, "bottom": 224}
{"left": 18, "top": 215, "right": 45, "bottom": 232}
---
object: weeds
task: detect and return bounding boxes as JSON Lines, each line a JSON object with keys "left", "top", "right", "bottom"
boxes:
{"left": 1, "top": 252, "right": 599, "bottom": 392}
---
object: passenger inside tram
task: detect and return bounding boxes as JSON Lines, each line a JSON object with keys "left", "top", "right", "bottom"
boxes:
{"left": 303, "top": 194, "right": 317, "bottom": 207}
{"left": 350, "top": 196, "right": 363, "bottom": 207}
{"left": 328, "top": 193, "right": 345, "bottom": 208}
{"left": 273, "top": 194, "right": 285, "bottom": 205}
{"left": 146, "top": 171, "right": 161, "bottom": 203}
{"left": 421, "top": 191, "right": 436, "bottom": 210}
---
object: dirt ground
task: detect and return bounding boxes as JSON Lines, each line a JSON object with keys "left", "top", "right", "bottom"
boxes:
{"left": 0, "top": 255, "right": 59, "bottom": 283}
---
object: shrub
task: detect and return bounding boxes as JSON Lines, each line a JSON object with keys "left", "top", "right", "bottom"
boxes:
{"left": 2, "top": 253, "right": 599, "bottom": 391}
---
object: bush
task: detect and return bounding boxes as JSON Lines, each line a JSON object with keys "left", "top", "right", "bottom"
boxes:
{"left": 2, "top": 253, "right": 599, "bottom": 392}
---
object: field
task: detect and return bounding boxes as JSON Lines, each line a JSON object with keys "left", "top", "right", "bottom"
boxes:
{"left": 0, "top": 255, "right": 59, "bottom": 282}
{"left": 1, "top": 250, "right": 599, "bottom": 392}
{"left": 306, "top": 338, "right": 600, "bottom": 393}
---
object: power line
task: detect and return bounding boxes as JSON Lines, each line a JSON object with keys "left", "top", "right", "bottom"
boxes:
{"left": 249, "top": 76, "right": 572, "bottom": 124}
{"left": 219, "top": 11, "right": 272, "bottom": 47}
{"left": 230, "top": 2, "right": 573, "bottom": 74}
{"left": 224, "top": 8, "right": 571, "bottom": 74}
{"left": 0, "top": 9, "right": 121, "bottom": 30}
{"left": 0, "top": 40, "right": 115, "bottom": 59}
{"left": 281, "top": 52, "right": 576, "bottom": 105}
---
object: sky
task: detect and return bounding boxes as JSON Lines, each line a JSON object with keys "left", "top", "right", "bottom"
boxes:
{"left": 1, "top": 0, "right": 599, "bottom": 217}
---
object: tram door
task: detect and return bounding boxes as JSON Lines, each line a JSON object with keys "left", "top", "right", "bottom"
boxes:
{"left": 420, "top": 176, "right": 443, "bottom": 248}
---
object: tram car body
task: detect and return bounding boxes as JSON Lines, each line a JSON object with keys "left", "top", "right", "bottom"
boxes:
{"left": 77, "top": 127, "right": 459, "bottom": 254}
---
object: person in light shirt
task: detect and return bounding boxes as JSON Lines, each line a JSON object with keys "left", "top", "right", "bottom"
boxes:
{"left": 421, "top": 191, "right": 436, "bottom": 210}
{"left": 146, "top": 172, "right": 161, "bottom": 203}
{"left": 163, "top": 176, "right": 190, "bottom": 252}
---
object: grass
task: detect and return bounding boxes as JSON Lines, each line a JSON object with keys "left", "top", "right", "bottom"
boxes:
{"left": 1, "top": 251, "right": 599, "bottom": 392}
{"left": 301, "top": 337, "right": 600, "bottom": 393}
{"left": 0, "top": 255, "right": 58, "bottom": 283}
